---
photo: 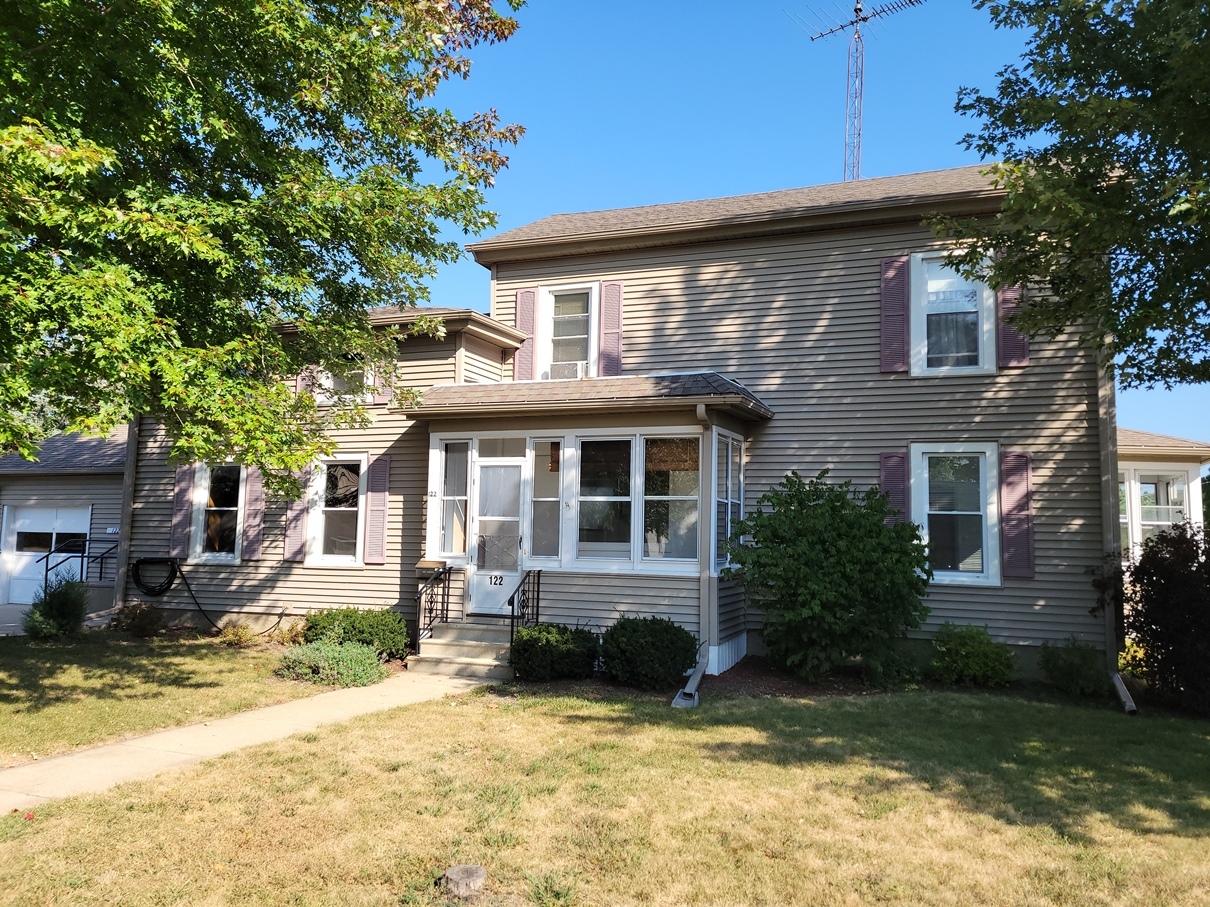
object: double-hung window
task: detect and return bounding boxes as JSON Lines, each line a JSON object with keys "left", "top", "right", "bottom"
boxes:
{"left": 307, "top": 456, "right": 368, "bottom": 565}
{"left": 538, "top": 285, "right": 598, "bottom": 380}
{"left": 643, "top": 437, "right": 699, "bottom": 560}
{"left": 190, "top": 464, "right": 244, "bottom": 562}
{"left": 578, "top": 439, "right": 632, "bottom": 559}
{"left": 1118, "top": 468, "right": 1195, "bottom": 556}
{"left": 911, "top": 443, "right": 1001, "bottom": 585}
{"left": 910, "top": 253, "right": 996, "bottom": 377}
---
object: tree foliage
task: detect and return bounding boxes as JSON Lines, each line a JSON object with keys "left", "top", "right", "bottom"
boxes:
{"left": 932, "top": 0, "right": 1210, "bottom": 388}
{"left": 726, "top": 471, "right": 932, "bottom": 682}
{"left": 0, "top": 0, "right": 523, "bottom": 491}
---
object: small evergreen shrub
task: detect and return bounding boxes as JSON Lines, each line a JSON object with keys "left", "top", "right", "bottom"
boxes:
{"left": 511, "top": 623, "right": 599, "bottom": 681}
{"left": 217, "top": 622, "right": 256, "bottom": 648}
{"left": 930, "top": 623, "right": 1014, "bottom": 687}
{"left": 110, "top": 602, "right": 164, "bottom": 638}
{"left": 275, "top": 639, "right": 388, "bottom": 687}
{"left": 600, "top": 616, "right": 698, "bottom": 691}
{"left": 304, "top": 607, "right": 410, "bottom": 660}
{"left": 1124, "top": 521, "right": 1210, "bottom": 716}
{"left": 1039, "top": 637, "right": 1109, "bottom": 696}
{"left": 21, "top": 577, "right": 88, "bottom": 639}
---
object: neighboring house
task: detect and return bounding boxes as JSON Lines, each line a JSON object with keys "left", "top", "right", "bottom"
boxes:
{"left": 0, "top": 428, "right": 128, "bottom": 633}
{"left": 123, "top": 165, "right": 1123, "bottom": 675}
{"left": 1117, "top": 428, "right": 1210, "bottom": 558}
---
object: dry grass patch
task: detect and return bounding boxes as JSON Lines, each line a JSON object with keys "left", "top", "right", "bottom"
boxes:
{"left": 0, "top": 629, "right": 321, "bottom": 766}
{"left": 1, "top": 685, "right": 1209, "bottom": 905}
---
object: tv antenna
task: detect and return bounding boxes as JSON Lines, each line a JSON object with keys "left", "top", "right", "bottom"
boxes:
{"left": 792, "top": 0, "right": 924, "bottom": 181}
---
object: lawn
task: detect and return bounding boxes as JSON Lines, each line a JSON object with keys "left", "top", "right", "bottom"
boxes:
{"left": 0, "top": 630, "right": 321, "bottom": 767}
{"left": 1, "top": 683, "right": 1208, "bottom": 906}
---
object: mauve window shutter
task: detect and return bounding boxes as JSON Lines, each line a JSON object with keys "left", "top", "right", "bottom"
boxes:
{"left": 880, "top": 257, "right": 910, "bottom": 373}
{"left": 283, "top": 466, "right": 311, "bottom": 562}
{"left": 169, "top": 464, "right": 195, "bottom": 558}
{"left": 363, "top": 455, "right": 391, "bottom": 565}
{"left": 241, "top": 467, "right": 265, "bottom": 561}
{"left": 514, "top": 288, "right": 538, "bottom": 380}
{"left": 599, "top": 281, "right": 624, "bottom": 377}
{"left": 1000, "top": 450, "right": 1035, "bottom": 578}
{"left": 997, "top": 286, "right": 1030, "bottom": 368}
{"left": 372, "top": 363, "right": 394, "bottom": 405}
{"left": 879, "top": 451, "right": 908, "bottom": 525}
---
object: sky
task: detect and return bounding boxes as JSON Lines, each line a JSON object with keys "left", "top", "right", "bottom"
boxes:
{"left": 424, "top": 0, "right": 1209, "bottom": 454}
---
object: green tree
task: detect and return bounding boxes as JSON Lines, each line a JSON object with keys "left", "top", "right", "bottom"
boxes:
{"left": 1, "top": 0, "right": 522, "bottom": 492}
{"left": 932, "top": 0, "right": 1210, "bottom": 389}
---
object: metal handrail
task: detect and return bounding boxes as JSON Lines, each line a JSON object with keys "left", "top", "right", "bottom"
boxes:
{"left": 35, "top": 536, "right": 119, "bottom": 585}
{"left": 507, "top": 569, "right": 542, "bottom": 645}
{"left": 415, "top": 565, "right": 453, "bottom": 642}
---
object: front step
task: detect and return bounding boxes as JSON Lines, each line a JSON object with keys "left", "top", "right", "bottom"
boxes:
{"left": 411, "top": 620, "right": 513, "bottom": 680}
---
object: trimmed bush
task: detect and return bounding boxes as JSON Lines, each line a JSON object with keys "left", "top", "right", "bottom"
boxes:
{"left": 217, "top": 622, "right": 256, "bottom": 648}
{"left": 110, "top": 602, "right": 164, "bottom": 638}
{"left": 726, "top": 470, "right": 931, "bottom": 681}
{"left": 21, "top": 577, "right": 89, "bottom": 639}
{"left": 511, "top": 623, "right": 599, "bottom": 682}
{"left": 930, "top": 623, "right": 1014, "bottom": 687}
{"left": 600, "top": 616, "right": 698, "bottom": 691}
{"left": 1125, "top": 521, "right": 1210, "bottom": 716}
{"left": 303, "top": 607, "right": 410, "bottom": 660}
{"left": 1039, "top": 637, "right": 1109, "bottom": 696}
{"left": 275, "top": 639, "right": 388, "bottom": 687}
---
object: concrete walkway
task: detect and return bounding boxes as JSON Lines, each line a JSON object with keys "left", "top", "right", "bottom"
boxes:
{"left": 0, "top": 671, "right": 483, "bottom": 813}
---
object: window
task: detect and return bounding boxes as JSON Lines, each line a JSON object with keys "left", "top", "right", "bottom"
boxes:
{"left": 440, "top": 442, "right": 469, "bottom": 555}
{"left": 911, "top": 443, "right": 1001, "bottom": 585}
{"left": 714, "top": 431, "right": 744, "bottom": 570}
{"left": 531, "top": 440, "right": 562, "bottom": 558}
{"left": 578, "top": 439, "right": 631, "bottom": 559}
{"left": 1138, "top": 473, "right": 1187, "bottom": 542}
{"left": 1119, "top": 467, "right": 1195, "bottom": 556}
{"left": 537, "top": 284, "right": 598, "bottom": 380}
{"left": 910, "top": 253, "right": 995, "bottom": 377}
{"left": 643, "top": 437, "right": 699, "bottom": 560}
{"left": 190, "top": 464, "right": 244, "bottom": 562}
{"left": 307, "top": 457, "right": 367, "bottom": 564}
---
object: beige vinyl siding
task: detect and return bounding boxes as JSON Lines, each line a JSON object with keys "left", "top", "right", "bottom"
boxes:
{"left": 492, "top": 221, "right": 1106, "bottom": 648}
{"left": 533, "top": 572, "right": 700, "bottom": 641}
{"left": 718, "top": 577, "right": 746, "bottom": 641}
{"left": 461, "top": 335, "right": 504, "bottom": 384}
{"left": 396, "top": 336, "right": 457, "bottom": 390}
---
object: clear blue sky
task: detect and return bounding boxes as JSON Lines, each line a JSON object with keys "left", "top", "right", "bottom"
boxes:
{"left": 426, "top": 0, "right": 1209, "bottom": 452}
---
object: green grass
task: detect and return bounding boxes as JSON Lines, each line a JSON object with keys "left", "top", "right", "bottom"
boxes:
{"left": 1, "top": 683, "right": 1208, "bottom": 905}
{"left": 0, "top": 629, "right": 321, "bottom": 766}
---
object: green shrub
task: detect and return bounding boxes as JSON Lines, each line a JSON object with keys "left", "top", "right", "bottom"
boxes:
{"left": 275, "top": 639, "right": 388, "bottom": 687}
{"left": 1125, "top": 521, "right": 1210, "bottom": 716}
{"left": 21, "top": 576, "right": 88, "bottom": 638}
{"left": 930, "top": 623, "right": 1014, "bottom": 686}
{"left": 1039, "top": 637, "right": 1109, "bottom": 696}
{"left": 726, "top": 470, "right": 932, "bottom": 681}
{"left": 217, "top": 622, "right": 256, "bottom": 648}
{"left": 303, "top": 607, "right": 410, "bottom": 660}
{"left": 271, "top": 618, "right": 306, "bottom": 646}
{"left": 110, "top": 602, "right": 164, "bottom": 638}
{"left": 600, "top": 616, "right": 698, "bottom": 691}
{"left": 1119, "top": 638, "right": 1146, "bottom": 676}
{"left": 511, "top": 623, "right": 599, "bottom": 682}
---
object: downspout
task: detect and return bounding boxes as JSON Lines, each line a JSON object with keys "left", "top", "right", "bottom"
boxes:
{"left": 673, "top": 643, "right": 710, "bottom": 709}
{"left": 112, "top": 416, "right": 141, "bottom": 611}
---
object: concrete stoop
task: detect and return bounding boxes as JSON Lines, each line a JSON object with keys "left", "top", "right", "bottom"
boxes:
{"left": 409, "top": 619, "right": 513, "bottom": 681}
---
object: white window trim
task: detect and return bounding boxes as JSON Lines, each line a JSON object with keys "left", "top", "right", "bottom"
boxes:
{"left": 315, "top": 367, "right": 376, "bottom": 406}
{"left": 640, "top": 436, "right": 702, "bottom": 564}
{"left": 305, "top": 453, "right": 369, "bottom": 567}
{"left": 189, "top": 464, "right": 245, "bottom": 564}
{"left": 535, "top": 282, "right": 600, "bottom": 381}
{"left": 910, "top": 442, "right": 1001, "bottom": 586}
{"left": 1118, "top": 461, "right": 1204, "bottom": 560}
{"left": 527, "top": 438, "right": 564, "bottom": 561}
{"left": 909, "top": 252, "right": 996, "bottom": 378}
{"left": 711, "top": 428, "right": 745, "bottom": 575}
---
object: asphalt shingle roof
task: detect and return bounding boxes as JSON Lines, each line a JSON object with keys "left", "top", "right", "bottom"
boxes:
{"left": 1118, "top": 427, "right": 1210, "bottom": 458}
{"left": 0, "top": 426, "right": 128, "bottom": 475}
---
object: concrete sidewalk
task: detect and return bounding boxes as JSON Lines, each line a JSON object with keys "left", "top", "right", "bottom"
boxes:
{"left": 0, "top": 671, "right": 483, "bottom": 813}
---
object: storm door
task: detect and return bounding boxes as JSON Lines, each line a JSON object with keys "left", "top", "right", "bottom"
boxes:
{"left": 469, "top": 439, "right": 526, "bottom": 614}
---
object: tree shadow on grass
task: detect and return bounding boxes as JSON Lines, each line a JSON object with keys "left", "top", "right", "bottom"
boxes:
{"left": 0, "top": 631, "right": 243, "bottom": 714}
{"left": 528, "top": 684, "right": 1210, "bottom": 844}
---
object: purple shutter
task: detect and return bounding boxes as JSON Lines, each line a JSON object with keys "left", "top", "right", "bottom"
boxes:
{"left": 372, "top": 364, "right": 393, "bottom": 405}
{"left": 363, "top": 455, "right": 391, "bottom": 565}
{"left": 880, "top": 257, "right": 910, "bottom": 373}
{"left": 241, "top": 467, "right": 265, "bottom": 561}
{"left": 283, "top": 466, "right": 311, "bottom": 562}
{"left": 879, "top": 451, "right": 908, "bottom": 525}
{"left": 169, "top": 464, "right": 195, "bottom": 558}
{"left": 599, "top": 281, "right": 624, "bottom": 377}
{"left": 997, "top": 286, "right": 1030, "bottom": 368}
{"left": 1001, "top": 450, "right": 1035, "bottom": 578}
{"left": 513, "top": 288, "right": 537, "bottom": 380}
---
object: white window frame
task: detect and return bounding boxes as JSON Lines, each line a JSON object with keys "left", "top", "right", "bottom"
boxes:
{"left": 576, "top": 436, "right": 635, "bottom": 562}
{"left": 712, "top": 429, "right": 745, "bottom": 574}
{"left": 314, "top": 366, "right": 377, "bottom": 405}
{"left": 1118, "top": 461, "right": 1204, "bottom": 559}
{"left": 909, "top": 252, "right": 996, "bottom": 378}
{"left": 189, "top": 464, "right": 245, "bottom": 564}
{"left": 640, "top": 436, "right": 702, "bottom": 564}
{"left": 536, "top": 283, "right": 599, "bottom": 381}
{"left": 305, "top": 454, "right": 369, "bottom": 567}
{"left": 528, "top": 438, "right": 564, "bottom": 560}
{"left": 910, "top": 442, "right": 1001, "bottom": 586}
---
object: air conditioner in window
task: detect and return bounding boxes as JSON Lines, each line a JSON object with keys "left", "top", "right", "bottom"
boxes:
{"left": 549, "top": 361, "right": 589, "bottom": 380}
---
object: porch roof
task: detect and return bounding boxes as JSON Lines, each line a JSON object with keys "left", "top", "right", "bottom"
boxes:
{"left": 0, "top": 426, "right": 128, "bottom": 475}
{"left": 413, "top": 373, "right": 774, "bottom": 422}
{"left": 1118, "top": 427, "right": 1210, "bottom": 463}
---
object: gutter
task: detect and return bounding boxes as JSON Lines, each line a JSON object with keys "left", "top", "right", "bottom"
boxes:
{"left": 410, "top": 394, "right": 773, "bottom": 422}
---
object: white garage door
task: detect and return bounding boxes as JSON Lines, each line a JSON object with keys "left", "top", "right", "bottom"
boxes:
{"left": 0, "top": 506, "right": 92, "bottom": 606}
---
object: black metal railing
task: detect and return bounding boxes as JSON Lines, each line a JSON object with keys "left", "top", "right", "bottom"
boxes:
{"left": 507, "top": 569, "right": 542, "bottom": 644}
{"left": 415, "top": 565, "right": 453, "bottom": 641}
{"left": 36, "top": 536, "right": 119, "bottom": 586}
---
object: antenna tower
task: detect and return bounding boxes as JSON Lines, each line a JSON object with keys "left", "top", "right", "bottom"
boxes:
{"left": 804, "top": 0, "right": 923, "bottom": 181}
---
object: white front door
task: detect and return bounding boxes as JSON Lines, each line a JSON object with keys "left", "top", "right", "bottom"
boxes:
{"left": 469, "top": 461, "right": 525, "bottom": 615}
{"left": 0, "top": 506, "right": 91, "bottom": 606}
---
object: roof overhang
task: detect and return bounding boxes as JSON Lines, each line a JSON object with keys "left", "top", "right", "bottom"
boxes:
{"left": 279, "top": 307, "right": 526, "bottom": 350}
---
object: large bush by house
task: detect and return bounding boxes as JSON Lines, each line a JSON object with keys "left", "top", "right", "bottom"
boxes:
{"left": 1125, "top": 522, "right": 1210, "bottom": 716}
{"left": 303, "top": 608, "right": 410, "bottom": 660}
{"left": 600, "top": 616, "right": 698, "bottom": 691}
{"left": 726, "top": 470, "right": 931, "bottom": 681}
{"left": 21, "top": 577, "right": 89, "bottom": 639}
{"left": 511, "top": 623, "right": 599, "bottom": 682}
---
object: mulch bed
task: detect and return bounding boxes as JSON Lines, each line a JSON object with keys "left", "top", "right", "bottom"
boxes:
{"left": 697, "top": 656, "right": 878, "bottom": 699}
